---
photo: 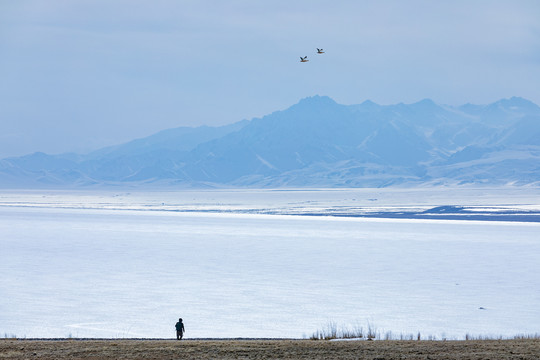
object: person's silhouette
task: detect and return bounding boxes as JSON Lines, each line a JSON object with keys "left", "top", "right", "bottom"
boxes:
{"left": 175, "top": 318, "right": 185, "bottom": 340}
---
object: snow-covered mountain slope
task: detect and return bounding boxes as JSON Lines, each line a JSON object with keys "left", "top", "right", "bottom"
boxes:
{"left": 1, "top": 96, "right": 539, "bottom": 187}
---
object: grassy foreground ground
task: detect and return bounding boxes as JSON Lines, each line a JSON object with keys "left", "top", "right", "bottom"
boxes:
{"left": 1, "top": 339, "right": 540, "bottom": 359}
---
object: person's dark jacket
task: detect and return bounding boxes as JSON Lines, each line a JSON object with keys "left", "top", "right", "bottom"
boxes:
{"left": 175, "top": 321, "right": 184, "bottom": 332}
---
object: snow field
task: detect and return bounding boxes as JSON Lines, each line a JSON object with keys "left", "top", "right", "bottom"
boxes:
{"left": 1, "top": 190, "right": 539, "bottom": 339}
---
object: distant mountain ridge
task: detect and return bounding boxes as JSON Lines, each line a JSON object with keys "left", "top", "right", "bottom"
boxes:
{"left": 1, "top": 96, "right": 540, "bottom": 188}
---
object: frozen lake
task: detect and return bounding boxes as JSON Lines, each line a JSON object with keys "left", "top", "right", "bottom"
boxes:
{"left": 1, "top": 189, "right": 539, "bottom": 339}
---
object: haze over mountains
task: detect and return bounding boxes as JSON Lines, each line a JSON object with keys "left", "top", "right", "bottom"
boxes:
{"left": 1, "top": 95, "right": 540, "bottom": 188}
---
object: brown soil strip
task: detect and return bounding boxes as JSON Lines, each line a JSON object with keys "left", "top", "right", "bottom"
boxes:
{"left": 1, "top": 339, "right": 539, "bottom": 359}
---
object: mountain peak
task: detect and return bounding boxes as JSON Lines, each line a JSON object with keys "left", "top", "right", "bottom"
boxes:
{"left": 411, "top": 98, "right": 437, "bottom": 107}
{"left": 489, "top": 97, "right": 540, "bottom": 112}
{"left": 352, "top": 99, "right": 381, "bottom": 112}
{"left": 361, "top": 99, "right": 378, "bottom": 106}
{"left": 296, "top": 95, "right": 338, "bottom": 107}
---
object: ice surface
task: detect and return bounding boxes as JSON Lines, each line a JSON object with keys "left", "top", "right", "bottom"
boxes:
{"left": 1, "top": 187, "right": 540, "bottom": 217}
{"left": 1, "top": 189, "right": 539, "bottom": 339}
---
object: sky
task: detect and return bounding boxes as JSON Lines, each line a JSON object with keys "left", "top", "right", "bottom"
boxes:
{"left": 1, "top": 0, "right": 539, "bottom": 158}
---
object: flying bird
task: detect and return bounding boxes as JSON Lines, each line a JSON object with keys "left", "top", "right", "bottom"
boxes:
{"left": 317, "top": 48, "right": 325, "bottom": 54}
{"left": 300, "top": 56, "right": 309, "bottom": 62}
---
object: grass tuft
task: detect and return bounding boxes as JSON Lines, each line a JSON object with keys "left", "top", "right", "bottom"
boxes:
{"left": 310, "top": 323, "right": 540, "bottom": 341}
{"left": 309, "top": 321, "right": 367, "bottom": 340}
{"left": 465, "top": 333, "right": 540, "bottom": 341}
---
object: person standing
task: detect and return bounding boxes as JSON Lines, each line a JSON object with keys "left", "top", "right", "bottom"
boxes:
{"left": 175, "top": 318, "right": 185, "bottom": 340}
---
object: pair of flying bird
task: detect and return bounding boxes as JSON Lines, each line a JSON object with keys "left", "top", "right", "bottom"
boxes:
{"left": 300, "top": 48, "right": 324, "bottom": 62}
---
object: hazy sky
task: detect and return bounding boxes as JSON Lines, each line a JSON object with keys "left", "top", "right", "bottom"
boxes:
{"left": 1, "top": 0, "right": 539, "bottom": 158}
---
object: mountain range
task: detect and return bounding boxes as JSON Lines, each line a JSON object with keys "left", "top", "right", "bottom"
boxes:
{"left": 1, "top": 95, "right": 540, "bottom": 188}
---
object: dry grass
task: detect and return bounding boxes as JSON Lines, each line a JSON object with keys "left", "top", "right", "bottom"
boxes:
{"left": 1, "top": 339, "right": 540, "bottom": 359}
